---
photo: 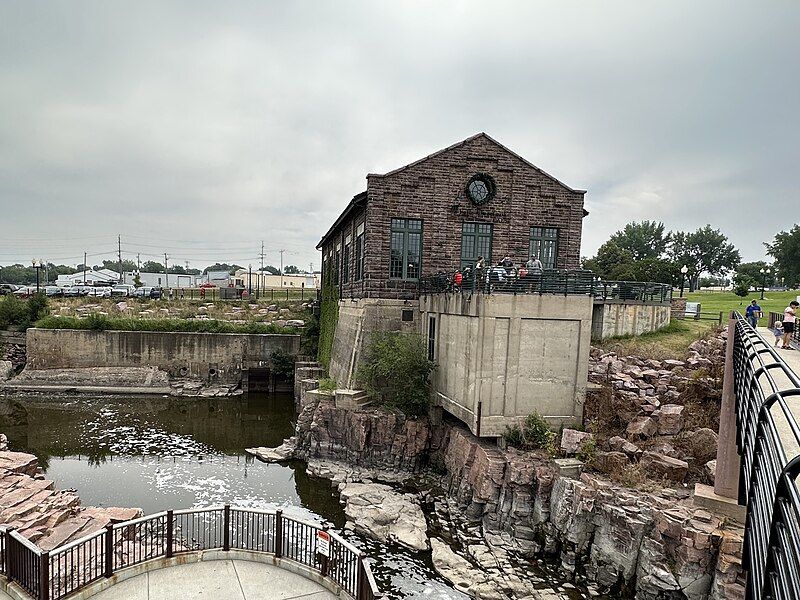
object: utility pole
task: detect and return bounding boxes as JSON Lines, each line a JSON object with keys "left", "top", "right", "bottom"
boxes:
{"left": 260, "top": 241, "right": 265, "bottom": 298}
{"left": 84, "top": 252, "right": 87, "bottom": 285}
{"left": 118, "top": 235, "right": 123, "bottom": 282}
{"left": 279, "top": 249, "right": 285, "bottom": 288}
{"left": 309, "top": 262, "right": 313, "bottom": 274}
{"left": 164, "top": 253, "right": 169, "bottom": 289}
{"left": 137, "top": 253, "right": 141, "bottom": 272}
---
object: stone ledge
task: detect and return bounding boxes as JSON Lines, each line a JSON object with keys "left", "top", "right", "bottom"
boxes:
{"left": 693, "top": 483, "right": 746, "bottom": 523}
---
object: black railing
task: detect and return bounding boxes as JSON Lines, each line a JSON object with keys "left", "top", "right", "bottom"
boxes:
{"left": 0, "top": 506, "right": 380, "bottom": 600}
{"left": 768, "top": 311, "right": 800, "bottom": 347}
{"left": 732, "top": 313, "right": 800, "bottom": 600}
{"left": 419, "top": 269, "right": 672, "bottom": 303}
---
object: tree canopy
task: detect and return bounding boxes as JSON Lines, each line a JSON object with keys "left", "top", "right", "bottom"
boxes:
{"left": 608, "top": 220, "right": 670, "bottom": 261}
{"left": 766, "top": 225, "right": 800, "bottom": 287}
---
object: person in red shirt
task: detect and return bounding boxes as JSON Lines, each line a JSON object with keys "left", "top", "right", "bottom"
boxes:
{"left": 453, "top": 270, "right": 463, "bottom": 291}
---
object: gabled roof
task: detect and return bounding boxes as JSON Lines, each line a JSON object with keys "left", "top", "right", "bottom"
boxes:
{"left": 367, "top": 132, "right": 587, "bottom": 194}
{"left": 316, "top": 191, "right": 367, "bottom": 249}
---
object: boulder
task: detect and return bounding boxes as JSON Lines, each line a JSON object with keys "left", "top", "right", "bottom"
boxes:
{"left": 339, "top": 482, "right": 428, "bottom": 551}
{"left": 429, "top": 538, "right": 499, "bottom": 599}
{"left": 593, "top": 451, "right": 629, "bottom": 475}
{"left": 654, "top": 404, "right": 685, "bottom": 435}
{"left": 627, "top": 416, "right": 657, "bottom": 439}
{"left": 677, "top": 428, "right": 719, "bottom": 464}
{"left": 640, "top": 451, "right": 688, "bottom": 482}
{"left": 0, "top": 360, "right": 13, "bottom": 380}
{"left": 246, "top": 439, "right": 296, "bottom": 463}
{"left": 705, "top": 460, "right": 716, "bottom": 484}
{"left": 560, "top": 429, "right": 593, "bottom": 454}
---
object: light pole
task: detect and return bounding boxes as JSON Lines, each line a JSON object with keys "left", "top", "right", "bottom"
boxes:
{"left": 680, "top": 265, "right": 688, "bottom": 298}
{"left": 760, "top": 267, "right": 770, "bottom": 300}
{"left": 32, "top": 259, "right": 42, "bottom": 293}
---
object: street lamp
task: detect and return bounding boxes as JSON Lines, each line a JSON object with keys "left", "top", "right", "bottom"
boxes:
{"left": 31, "top": 259, "right": 43, "bottom": 293}
{"left": 760, "top": 267, "right": 770, "bottom": 300}
{"left": 680, "top": 265, "right": 688, "bottom": 298}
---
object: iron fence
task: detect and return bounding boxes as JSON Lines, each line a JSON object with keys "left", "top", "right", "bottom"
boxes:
{"left": 732, "top": 312, "right": 800, "bottom": 600}
{"left": 768, "top": 311, "right": 800, "bottom": 347}
{"left": 419, "top": 269, "right": 672, "bottom": 303}
{"left": 0, "top": 506, "right": 380, "bottom": 600}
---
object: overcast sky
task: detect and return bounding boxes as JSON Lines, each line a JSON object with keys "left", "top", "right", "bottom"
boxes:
{"left": 1, "top": 1, "right": 797, "bottom": 272}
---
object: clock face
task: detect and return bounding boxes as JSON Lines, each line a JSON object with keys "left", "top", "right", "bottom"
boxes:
{"left": 466, "top": 174, "right": 496, "bottom": 205}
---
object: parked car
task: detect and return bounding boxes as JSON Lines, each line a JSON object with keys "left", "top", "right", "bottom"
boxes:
{"left": 132, "top": 286, "right": 152, "bottom": 298}
{"left": 0, "top": 284, "right": 19, "bottom": 295}
{"left": 63, "top": 286, "right": 87, "bottom": 297}
{"left": 87, "top": 287, "right": 112, "bottom": 298}
{"left": 149, "top": 286, "right": 163, "bottom": 299}
{"left": 12, "top": 286, "right": 35, "bottom": 298}
{"left": 111, "top": 284, "right": 135, "bottom": 297}
{"left": 44, "top": 286, "right": 64, "bottom": 297}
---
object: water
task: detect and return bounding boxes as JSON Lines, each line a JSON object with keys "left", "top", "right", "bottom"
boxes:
{"left": 0, "top": 393, "right": 466, "bottom": 599}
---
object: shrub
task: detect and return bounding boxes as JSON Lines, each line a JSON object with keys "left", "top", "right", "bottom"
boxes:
{"left": 27, "top": 293, "right": 49, "bottom": 323}
{"left": 357, "top": 332, "right": 435, "bottom": 416}
{"left": 0, "top": 293, "right": 48, "bottom": 330}
{"left": 270, "top": 349, "right": 295, "bottom": 380}
{"left": 318, "top": 377, "right": 337, "bottom": 392}
{"left": 34, "top": 315, "right": 294, "bottom": 335}
{"left": 503, "top": 411, "right": 556, "bottom": 453}
{"left": 317, "top": 271, "right": 339, "bottom": 369}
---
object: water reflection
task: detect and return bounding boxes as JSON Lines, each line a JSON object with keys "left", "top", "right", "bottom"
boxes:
{"left": 0, "top": 394, "right": 466, "bottom": 599}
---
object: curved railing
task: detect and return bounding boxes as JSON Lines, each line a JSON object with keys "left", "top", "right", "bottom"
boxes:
{"left": 732, "top": 312, "right": 800, "bottom": 600}
{"left": 419, "top": 269, "right": 672, "bottom": 303}
{"left": 0, "top": 506, "right": 381, "bottom": 600}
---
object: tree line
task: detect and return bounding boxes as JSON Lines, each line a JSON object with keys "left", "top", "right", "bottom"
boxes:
{"left": 583, "top": 221, "right": 800, "bottom": 291}
{"left": 0, "top": 260, "right": 306, "bottom": 285}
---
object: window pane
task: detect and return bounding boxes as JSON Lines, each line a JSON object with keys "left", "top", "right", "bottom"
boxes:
{"left": 477, "top": 236, "right": 491, "bottom": 258}
{"left": 463, "top": 223, "right": 476, "bottom": 233}
{"left": 391, "top": 218, "right": 404, "bottom": 229}
{"left": 390, "top": 232, "right": 404, "bottom": 278}
{"left": 531, "top": 227, "right": 542, "bottom": 238}
{"left": 407, "top": 232, "right": 421, "bottom": 278}
{"left": 408, "top": 219, "right": 422, "bottom": 231}
{"left": 478, "top": 223, "right": 491, "bottom": 235}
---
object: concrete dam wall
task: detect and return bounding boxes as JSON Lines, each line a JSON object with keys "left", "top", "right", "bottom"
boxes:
{"left": 25, "top": 328, "right": 300, "bottom": 383}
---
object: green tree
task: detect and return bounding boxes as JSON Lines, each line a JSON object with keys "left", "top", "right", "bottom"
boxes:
{"left": 583, "top": 241, "right": 635, "bottom": 280}
{"left": 203, "top": 263, "right": 242, "bottom": 274}
{"left": 284, "top": 265, "right": 300, "bottom": 274}
{"left": 142, "top": 261, "right": 165, "bottom": 273}
{"left": 168, "top": 265, "right": 187, "bottom": 274}
{"left": 608, "top": 221, "right": 670, "bottom": 260}
{"left": 668, "top": 226, "right": 741, "bottom": 290}
{"left": 101, "top": 259, "right": 137, "bottom": 273}
{"left": 260, "top": 265, "right": 280, "bottom": 275}
{"left": 766, "top": 225, "right": 800, "bottom": 287}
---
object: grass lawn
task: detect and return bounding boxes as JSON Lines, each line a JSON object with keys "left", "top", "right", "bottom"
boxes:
{"left": 684, "top": 289, "right": 800, "bottom": 326}
{"left": 596, "top": 318, "right": 719, "bottom": 361}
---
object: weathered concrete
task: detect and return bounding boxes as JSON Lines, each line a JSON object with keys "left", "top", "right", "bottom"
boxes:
{"left": 421, "top": 292, "right": 593, "bottom": 436}
{"left": 25, "top": 328, "right": 300, "bottom": 383}
{"left": 591, "top": 301, "right": 671, "bottom": 340}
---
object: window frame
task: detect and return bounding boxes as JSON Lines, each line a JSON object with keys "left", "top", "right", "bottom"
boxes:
{"left": 389, "top": 218, "right": 423, "bottom": 280}
{"left": 529, "top": 227, "right": 559, "bottom": 269}
{"left": 342, "top": 234, "right": 351, "bottom": 285}
{"left": 460, "top": 221, "right": 493, "bottom": 270}
{"left": 354, "top": 222, "right": 365, "bottom": 281}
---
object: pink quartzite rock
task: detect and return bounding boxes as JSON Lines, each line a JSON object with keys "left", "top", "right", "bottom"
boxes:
{"left": 640, "top": 451, "right": 689, "bottom": 482}
{"left": 654, "top": 404, "right": 685, "bottom": 435}
{"left": 627, "top": 416, "right": 657, "bottom": 439}
{"left": 560, "top": 429, "right": 594, "bottom": 454}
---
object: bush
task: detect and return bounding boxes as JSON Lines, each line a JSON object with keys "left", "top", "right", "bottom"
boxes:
{"left": 318, "top": 377, "right": 337, "bottom": 392}
{"left": 357, "top": 332, "right": 435, "bottom": 416}
{"left": 270, "top": 349, "right": 295, "bottom": 380}
{"left": 0, "top": 293, "right": 49, "bottom": 330}
{"left": 503, "top": 411, "right": 556, "bottom": 453}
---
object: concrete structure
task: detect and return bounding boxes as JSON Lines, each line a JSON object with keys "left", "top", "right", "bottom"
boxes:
{"left": 25, "top": 328, "right": 300, "bottom": 383}
{"left": 235, "top": 270, "right": 318, "bottom": 290}
{"left": 122, "top": 271, "right": 198, "bottom": 288}
{"left": 591, "top": 300, "right": 671, "bottom": 340}
{"left": 317, "top": 133, "right": 587, "bottom": 300}
{"left": 422, "top": 293, "right": 592, "bottom": 435}
{"left": 55, "top": 269, "right": 119, "bottom": 287}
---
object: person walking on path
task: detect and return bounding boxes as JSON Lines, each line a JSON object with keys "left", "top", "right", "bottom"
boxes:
{"left": 745, "top": 299, "right": 762, "bottom": 328}
{"left": 781, "top": 301, "right": 799, "bottom": 350}
{"left": 773, "top": 321, "right": 784, "bottom": 347}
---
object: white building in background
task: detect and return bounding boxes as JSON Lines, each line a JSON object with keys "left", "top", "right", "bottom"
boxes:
{"left": 233, "top": 270, "right": 318, "bottom": 290}
{"left": 121, "top": 272, "right": 199, "bottom": 288}
{"left": 55, "top": 269, "right": 120, "bottom": 287}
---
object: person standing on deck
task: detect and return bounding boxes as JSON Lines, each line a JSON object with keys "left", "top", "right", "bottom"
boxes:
{"left": 781, "top": 301, "right": 799, "bottom": 350}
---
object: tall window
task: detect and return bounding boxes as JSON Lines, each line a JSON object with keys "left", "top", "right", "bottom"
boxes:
{"left": 529, "top": 227, "right": 558, "bottom": 269}
{"left": 333, "top": 244, "right": 341, "bottom": 285}
{"left": 390, "top": 218, "right": 422, "bottom": 279}
{"left": 342, "top": 235, "right": 351, "bottom": 284}
{"left": 461, "top": 222, "right": 492, "bottom": 270}
{"left": 354, "top": 223, "right": 365, "bottom": 281}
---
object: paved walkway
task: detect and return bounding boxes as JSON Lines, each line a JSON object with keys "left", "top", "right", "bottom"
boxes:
{"left": 81, "top": 560, "right": 337, "bottom": 600}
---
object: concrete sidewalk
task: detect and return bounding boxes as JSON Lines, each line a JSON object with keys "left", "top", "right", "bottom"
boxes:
{"left": 87, "top": 560, "right": 338, "bottom": 600}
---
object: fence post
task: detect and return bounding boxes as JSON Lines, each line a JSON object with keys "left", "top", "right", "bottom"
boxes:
{"left": 714, "top": 314, "right": 741, "bottom": 500}
{"left": 223, "top": 505, "right": 230, "bottom": 551}
{"left": 356, "top": 551, "right": 366, "bottom": 600}
{"left": 104, "top": 524, "right": 113, "bottom": 578}
{"left": 286, "top": 289, "right": 289, "bottom": 301}
{"left": 274, "top": 510, "right": 283, "bottom": 558}
{"left": 4, "top": 528, "right": 13, "bottom": 581}
{"left": 271, "top": 289, "right": 274, "bottom": 301}
{"left": 319, "top": 526, "right": 330, "bottom": 578}
{"left": 39, "top": 550, "right": 49, "bottom": 600}
{"left": 166, "top": 510, "right": 174, "bottom": 559}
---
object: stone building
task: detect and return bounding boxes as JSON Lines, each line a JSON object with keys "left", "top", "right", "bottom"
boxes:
{"left": 318, "top": 133, "right": 599, "bottom": 437}
{"left": 317, "top": 132, "right": 587, "bottom": 300}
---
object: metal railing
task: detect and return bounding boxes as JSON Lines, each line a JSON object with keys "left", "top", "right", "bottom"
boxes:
{"left": 0, "top": 506, "right": 380, "bottom": 600}
{"left": 419, "top": 269, "right": 672, "bottom": 303}
{"left": 768, "top": 311, "right": 800, "bottom": 347}
{"left": 731, "top": 312, "right": 800, "bottom": 599}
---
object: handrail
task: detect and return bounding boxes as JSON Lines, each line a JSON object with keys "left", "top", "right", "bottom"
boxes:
{"left": 0, "top": 505, "right": 380, "bottom": 600}
{"left": 731, "top": 312, "right": 800, "bottom": 600}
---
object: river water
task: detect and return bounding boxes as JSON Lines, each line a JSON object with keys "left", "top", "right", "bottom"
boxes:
{"left": 0, "top": 393, "right": 592, "bottom": 599}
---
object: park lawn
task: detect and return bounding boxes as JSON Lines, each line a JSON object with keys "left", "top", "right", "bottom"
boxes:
{"left": 684, "top": 289, "right": 800, "bottom": 325}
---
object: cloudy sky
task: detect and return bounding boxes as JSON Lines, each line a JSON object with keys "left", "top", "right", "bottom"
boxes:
{"left": 1, "top": 1, "right": 797, "bottom": 272}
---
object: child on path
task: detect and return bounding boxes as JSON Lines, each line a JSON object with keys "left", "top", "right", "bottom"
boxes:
{"left": 773, "top": 321, "right": 784, "bottom": 347}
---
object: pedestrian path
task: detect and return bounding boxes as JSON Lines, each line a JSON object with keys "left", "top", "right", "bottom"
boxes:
{"left": 83, "top": 560, "right": 337, "bottom": 600}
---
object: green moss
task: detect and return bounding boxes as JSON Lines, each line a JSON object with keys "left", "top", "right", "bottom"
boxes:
{"left": 317, "top": 268, "right": 339, "bottom": 370}
{"left": 35, "top": 315, "right": 294, "bottom": 335}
